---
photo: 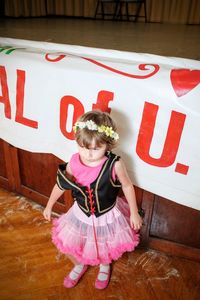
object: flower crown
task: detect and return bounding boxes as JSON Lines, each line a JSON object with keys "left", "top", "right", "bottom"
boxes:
{"left": 73, "top": 120, "right": 119, "bottom": 141}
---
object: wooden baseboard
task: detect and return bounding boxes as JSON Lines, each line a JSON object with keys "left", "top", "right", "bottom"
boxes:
{"left": 19, "top": 185, "right": 67, "bottom": 213}
{"left": 149, "top": 237, "right": 200, "bottom": 262}
{"left": 0, "top": 176, "right": 9, "bottom": 190}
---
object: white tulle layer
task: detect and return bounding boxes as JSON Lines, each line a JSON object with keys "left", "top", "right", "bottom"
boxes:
{"left": 52, "top": 197, "right": 139, "bottom": 266}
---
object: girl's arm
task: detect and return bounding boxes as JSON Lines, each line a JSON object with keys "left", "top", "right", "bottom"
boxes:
{"left": 43, "top": 163, "right": 72, "bottom": 221}
{"left": 43, "top": 184, "right": 64, "bottom": 221}
{"left": 115, "top": 159, "right": 143, "bottom": 231}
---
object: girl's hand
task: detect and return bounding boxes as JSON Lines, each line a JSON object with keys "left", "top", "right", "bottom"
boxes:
{"left": 130, "top": 212, "right": 143, "bottom": 231}
{"left": 43, "top": 206, "right": 52, "bottom": 221}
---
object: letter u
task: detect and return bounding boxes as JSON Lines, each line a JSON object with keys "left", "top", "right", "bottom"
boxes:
{"left": 136, "top": 102, "right": 186, "bottom": 167}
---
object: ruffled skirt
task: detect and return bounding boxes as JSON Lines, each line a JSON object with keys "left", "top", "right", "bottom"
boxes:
{"left": 52, "top": 197, "right": 139, "bottom": 265}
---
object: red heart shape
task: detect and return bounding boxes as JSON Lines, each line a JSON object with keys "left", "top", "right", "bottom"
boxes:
{"left": 170, "top": 69, "right": 200, "bottom": 97}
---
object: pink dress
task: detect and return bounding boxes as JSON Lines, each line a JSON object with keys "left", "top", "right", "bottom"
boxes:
{"left": 52, "top": 153, "right": 139, "bottom": 266}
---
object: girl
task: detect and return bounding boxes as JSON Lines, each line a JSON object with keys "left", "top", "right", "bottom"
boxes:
{"left": 43, "top": 110, "right": 143, "bottom": 289}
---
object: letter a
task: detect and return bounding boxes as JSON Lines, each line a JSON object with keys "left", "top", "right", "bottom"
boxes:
{"left": 0, "top": 66, "right": 11, "bottom": 119}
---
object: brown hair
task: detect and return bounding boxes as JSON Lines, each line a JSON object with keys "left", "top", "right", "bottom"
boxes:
{"left": 74, "top": 110, "right": 118, "bottom": 150}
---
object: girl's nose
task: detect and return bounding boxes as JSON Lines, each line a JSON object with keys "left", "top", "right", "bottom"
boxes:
{"left": 88, "top": 149, "right": 93, "bottom": 157}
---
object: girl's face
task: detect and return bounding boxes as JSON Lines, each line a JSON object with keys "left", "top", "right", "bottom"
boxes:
{"left": 77, "top": 139, "right": 107, "bottom": 166}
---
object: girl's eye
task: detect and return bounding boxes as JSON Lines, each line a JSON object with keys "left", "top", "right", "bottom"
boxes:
{"left": 88, "top": 148, "right": 99, "bottom": 151}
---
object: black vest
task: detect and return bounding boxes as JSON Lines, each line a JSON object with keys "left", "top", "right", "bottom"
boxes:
{"left": 56, "top": 152, "right": 121, "bottom": 217}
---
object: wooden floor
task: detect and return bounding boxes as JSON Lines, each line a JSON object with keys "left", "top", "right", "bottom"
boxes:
{"left": 0, "top": 188, "right": 199, "bottom": 300}
{"left": 0, "top": 17, "right": 200, "bottom": 60}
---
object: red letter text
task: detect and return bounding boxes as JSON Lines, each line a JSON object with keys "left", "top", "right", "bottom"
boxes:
{"left": 15, "top": 69, "right": 38, "bottom": 128}
{"left": 60, "top": 96, "right": 84, "bottom": 140}
{"left": 136, "top": 102, "right": 186, "bottom": 167}
{"left": 0, "top": 66, "right": 11, "bottom": 119}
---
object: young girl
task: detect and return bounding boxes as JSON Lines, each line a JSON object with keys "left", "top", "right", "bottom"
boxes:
{"left": 43, "top": 110, "right": 143, "bottom": 289}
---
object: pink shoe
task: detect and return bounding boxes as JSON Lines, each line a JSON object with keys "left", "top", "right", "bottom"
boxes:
{"left": 63, "top": 265, "right": 88, "bottom": 288}
{"left": 95, "top": 268, "right": 111, "bottom": 290}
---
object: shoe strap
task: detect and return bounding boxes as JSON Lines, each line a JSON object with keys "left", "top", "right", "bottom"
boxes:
{"left": 98, "top": 271, "right": 109, "bottom": 276}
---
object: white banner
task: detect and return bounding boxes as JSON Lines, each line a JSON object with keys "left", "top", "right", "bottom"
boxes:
{"left": 0, "top": 37, "right": 200, "bottom": 210}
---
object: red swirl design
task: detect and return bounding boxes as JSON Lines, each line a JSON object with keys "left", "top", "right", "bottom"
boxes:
{"left": 45, "top": 53, "right": 159, "bottom": 79}
{"left": 45, "top": 54, "right": 66, "bottom": 62}
{"left": 82, "top": 57, "right": 160, "bottom": 79}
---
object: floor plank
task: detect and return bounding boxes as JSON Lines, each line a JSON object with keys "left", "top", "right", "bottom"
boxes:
{"left": 0, "top": 17, "right": 200, "bottom": 60}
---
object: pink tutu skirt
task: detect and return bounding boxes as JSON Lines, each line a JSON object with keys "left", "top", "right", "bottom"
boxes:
{"left": 52, "top": 197, "right": 140, "bottom": 265}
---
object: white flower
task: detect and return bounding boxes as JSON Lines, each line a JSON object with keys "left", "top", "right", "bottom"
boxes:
{"left": 112, "top": 132, "right": 119, "bottom": 140}
{"left": 85, "top": 120, "right": 98, "bottom": 130}
{"left": 77, "top": 122, "right": 86, "bottom": 129}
